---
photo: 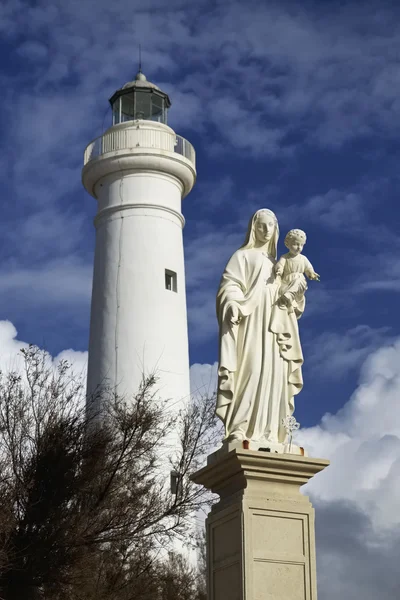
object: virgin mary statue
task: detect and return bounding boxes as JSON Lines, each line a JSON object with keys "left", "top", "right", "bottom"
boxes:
{"left": 216, "top": 209, "right": 304, "bottom": 450}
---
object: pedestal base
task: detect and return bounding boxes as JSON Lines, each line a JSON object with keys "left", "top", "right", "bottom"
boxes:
{"left": 192, "top": 450, "right": 329, "bottom": 600}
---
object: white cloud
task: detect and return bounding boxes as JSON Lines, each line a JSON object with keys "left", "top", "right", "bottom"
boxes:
{"left": 0, "top": 320, "right": 88, "bottom": 380}
{"left": 305, "top": 325, "right": 393, "bottom": 380}
{"left": 0, "top": 319, "right": 217, "bottom": 401}
{"left": 299, "top": 337, "right": 400, "bottom": 530}
{"left": 0, "top": 320, "right": 29, "bottom": 373}
{"left": 54, "top": 347, "right": 88, "bottom": 380}
{"left": 314, "top": 498, "right": 400, "bottom": 600}
{"left": 190, "top": 361, "right": 218, "bottom": 399}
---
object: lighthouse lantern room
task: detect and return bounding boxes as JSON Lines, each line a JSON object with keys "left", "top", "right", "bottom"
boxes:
{"left": 109, "top": 71, "right": 171, "bottom": 125}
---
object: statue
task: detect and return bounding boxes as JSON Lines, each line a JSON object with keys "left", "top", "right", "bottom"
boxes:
{"left": 275, "top": 228, "right": 320, "bottom": 318}
{"left": 216, "top": 210, "right": 319, "bottom": 453}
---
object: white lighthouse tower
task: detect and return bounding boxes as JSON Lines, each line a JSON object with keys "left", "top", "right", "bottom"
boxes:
{"left": 82, "top": 70, "right": 196, "bottom": 414}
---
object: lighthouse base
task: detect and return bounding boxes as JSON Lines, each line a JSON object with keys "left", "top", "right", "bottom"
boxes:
{"left": 191, "top": 449, "right": 329, "bottom": 600}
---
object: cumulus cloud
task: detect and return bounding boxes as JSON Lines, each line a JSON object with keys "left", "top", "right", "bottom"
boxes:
{"left": 0, "top": 320, "right": 29, "bottom": 373}
{"left": 299, "top": 338, "right": 400, "bottom": 524}
{"left": 0, "top": 318, "right": 216, "bottom": 401}
{"left": 0, "top": 320, "right": 88, "bottom": 378}
{"left": 296, "top": 338, "right": 400, "bottom": 598}
{"left": 315, "top": 499, "right": 400, "bottom": 600}
{"left": 190, "top": 361, "right": 218, "bottom": 399}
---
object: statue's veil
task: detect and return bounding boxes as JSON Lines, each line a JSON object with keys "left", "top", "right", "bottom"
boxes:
{"left": 240, "top": 209, "right": 279, "bottom": 259}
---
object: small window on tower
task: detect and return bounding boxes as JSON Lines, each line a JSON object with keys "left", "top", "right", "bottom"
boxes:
{"left": 165, "top": 269, "right": 177, "bottom": 292}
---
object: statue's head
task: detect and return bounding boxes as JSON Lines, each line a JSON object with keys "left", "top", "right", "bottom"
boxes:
{"left": 284, "top": 229, "right": 306, "bottom": 256}
{"left": 242, "top": 209, "right": 279, "bottom": 258}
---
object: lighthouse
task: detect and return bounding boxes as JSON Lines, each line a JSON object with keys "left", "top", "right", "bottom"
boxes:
{"left": 82, "top": 70, "right": 196, "bottom": 415}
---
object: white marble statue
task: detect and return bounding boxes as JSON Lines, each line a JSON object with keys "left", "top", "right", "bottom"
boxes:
{"left": 275, "top": 229, "right": 320, "bottom": 319}
{"left": 216, "top": 210, "right": 317, "bottom": 452}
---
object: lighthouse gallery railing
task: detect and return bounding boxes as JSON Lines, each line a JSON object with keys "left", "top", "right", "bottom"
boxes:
{"left": 83, "top": 126, "right": 196, "bottom": 167}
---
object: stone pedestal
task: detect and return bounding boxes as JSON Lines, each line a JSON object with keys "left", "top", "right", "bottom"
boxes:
{"left": 192, "top": 449, "right": 329, "bottom": 600}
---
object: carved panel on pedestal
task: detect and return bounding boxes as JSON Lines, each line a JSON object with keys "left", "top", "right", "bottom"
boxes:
{"left": 209, "top": 507, "right": 243, "bottom": 600}
{"left": 252, "top": 511, "right": 305, "bottom": 558}
{"left": 253, "top": 562, "right": 306, "bottom": 600}
{"left": 250, "top": 509, "right": 311, "bottom": 600}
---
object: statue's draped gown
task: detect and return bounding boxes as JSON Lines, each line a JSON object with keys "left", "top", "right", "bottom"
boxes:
{"left": 216, "top": 247, "right": 304, "bottom": 444}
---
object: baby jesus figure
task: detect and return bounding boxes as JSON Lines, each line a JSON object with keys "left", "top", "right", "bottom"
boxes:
{"left": 275, "top": 229, "right": 320, "bottom": 318}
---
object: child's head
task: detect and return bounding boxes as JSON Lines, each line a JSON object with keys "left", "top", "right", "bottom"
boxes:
{"left": 284, "top": 229, "right": 307, "bottom": 256}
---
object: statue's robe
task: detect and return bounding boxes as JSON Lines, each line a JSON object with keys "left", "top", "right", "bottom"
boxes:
{"left": 216, "top": 247, "right": 304, "bottom": 443}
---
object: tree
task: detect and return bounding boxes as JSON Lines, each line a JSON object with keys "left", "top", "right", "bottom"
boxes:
{"left": 0, "top": 346, "right": 217, "bottom": 600}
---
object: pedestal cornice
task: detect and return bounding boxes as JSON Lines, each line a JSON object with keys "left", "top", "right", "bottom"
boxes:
{"left": 192, "top": 449, "right": 329, "bottom": 501}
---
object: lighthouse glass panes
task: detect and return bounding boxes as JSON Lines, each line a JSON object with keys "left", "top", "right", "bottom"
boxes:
{"left": 121, "top": 93, "right": 135, "bottom": 122}
{"left": 112, "top": 90, "right": 168, "bottom": 125}
{"left": 151, "top": 94, "right": 164, "bottom": 122}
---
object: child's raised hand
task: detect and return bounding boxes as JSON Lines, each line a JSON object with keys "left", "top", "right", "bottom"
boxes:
{"left": 310, "top": 272, "right": 320, "bottom": 281}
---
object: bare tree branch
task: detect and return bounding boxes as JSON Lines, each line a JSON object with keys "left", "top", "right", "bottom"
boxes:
{"left": 0, "top": 346, "right": 214, "bottom": 600}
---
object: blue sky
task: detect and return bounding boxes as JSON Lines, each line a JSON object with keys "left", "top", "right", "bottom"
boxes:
{"left": 1, "top": 0, "right": 400, "bottom": 596}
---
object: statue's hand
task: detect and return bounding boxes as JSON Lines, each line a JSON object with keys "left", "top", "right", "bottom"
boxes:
{"left": 227, "top": 304, "right": 241, "bottom": 325}
{"left": 309, "top": 272, "right": 320, "bottom": 281}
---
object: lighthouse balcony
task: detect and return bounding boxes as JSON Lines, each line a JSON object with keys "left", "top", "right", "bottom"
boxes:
{"left": 83, "top": 120, "right": 195, "bottom": 168}
{"left": 82, "top": 120, "right": 196, "bottom": 198}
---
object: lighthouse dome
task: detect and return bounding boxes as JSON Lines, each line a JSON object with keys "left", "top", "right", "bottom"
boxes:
{"left": 121, "top": 71, "right": 162, "bottom": 91}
